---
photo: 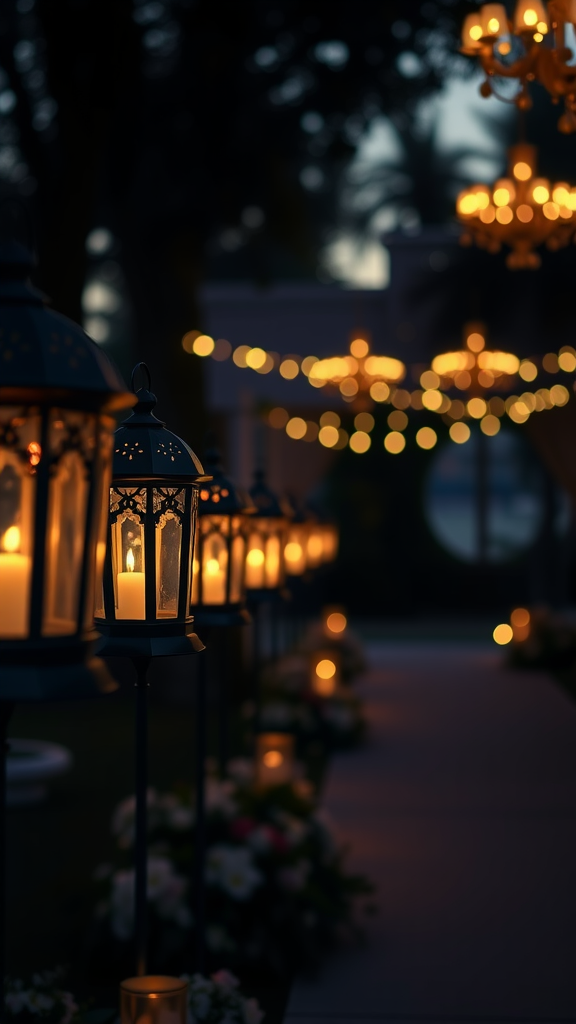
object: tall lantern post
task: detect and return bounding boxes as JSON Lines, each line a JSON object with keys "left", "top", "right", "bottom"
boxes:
{"left": 0, "top": 242, "right": 134, "bottom": 1007}
{"left": 95, "top": 363, "right": 208, "bottom": 979}
{"left": 189, "top": 441, "right": 253, "bottom": 970}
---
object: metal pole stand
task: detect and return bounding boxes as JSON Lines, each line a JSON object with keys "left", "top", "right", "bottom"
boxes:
{"left": 132, "top": 657, "right": 151, "bottom": 977}
{"left": 194, "top": 641, "right": 209, "bottom": 973}
{"left": 0, "top": 702, "right": 14, "bottom": 1024}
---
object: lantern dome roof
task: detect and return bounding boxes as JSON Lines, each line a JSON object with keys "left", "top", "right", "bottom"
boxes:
{"left": 199, "top": 441, "right": 254, "bottom": 515}
{"left": 113, "top": 364, "right": 208, "bottom": 481}
{"left": 0, "top": 243, "right": 132, "bottom": 411}
{"left": 248, "top": 469, "right": 285, "bottom": 519}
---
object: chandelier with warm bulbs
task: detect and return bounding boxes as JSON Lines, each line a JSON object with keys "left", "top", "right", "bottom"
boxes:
{"left": 456, "top": 143, "right": 576, "bottom": 267}
{"left": 461, "top": 1, "right": 576, "bottom": 131}
{"left": 307, "top": 334, "right": 406, "bottom": 405}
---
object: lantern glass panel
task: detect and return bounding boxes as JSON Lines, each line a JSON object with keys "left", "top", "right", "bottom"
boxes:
{"left": 43, "top": 448, "right": 89, "bottom": 635}
{"left": 93, "top": 426, "right": 113, "bottom": 623}
{"left": 155, "top": 487, "right": 185, "bottom": 618}
{"left": 246, "top": 518, "right": 283, "bottom": 589}
{"left": 197, "top": 514, "right": 228, "bottom": 605}
{"left": 306, "top": 525, "right": 324, "bottom": 569}
{"left": 230, "top": 516, "right": 246, "bottom": 603}
{"left": 285, "top": 523, "right": 308, "bottom": 576}
{"left": 111, "top": 487, "right": 146, "bottom": 620}
{"left": 0, "top": 407, "right": 38, "bottom": 638}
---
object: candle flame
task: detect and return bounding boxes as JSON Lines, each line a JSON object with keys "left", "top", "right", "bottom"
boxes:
{"left": 316, "top": 658, "right": 336, "bottom": 679}
{"left": 2, "top": 525, "right": 20, "bottom": 553}
{"left": 247, "top": 548, "right": 265, "bottom": 567}
{"left": 263, "top": 750, "right": 283, "bottom": 768}
{"left": 126, "top": 547, "right": 135, "bottom": 572}
{"left": 206, "top": 558, "right": 220, "bottom": 575}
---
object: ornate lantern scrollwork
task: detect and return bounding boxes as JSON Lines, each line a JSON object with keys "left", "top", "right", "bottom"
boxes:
{"left": 95, "top": 364, "right": 209, "bottom": 657}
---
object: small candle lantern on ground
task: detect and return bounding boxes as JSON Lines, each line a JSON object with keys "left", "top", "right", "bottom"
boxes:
{"left": 120, "top": 975, "right": 188, "bottom": 1024}
{"left": 95, "top": 363, "right": 208, "bottom": 658}
{"left": 0, "top": 242, "right": 133, "bottom": 700}
{"left": 311, "top": 650, "right": 342, "bottom": 697}
{"left": 256, "top": 731, "right": 295, "bottom": 787}
{"left": 191, "top": 443, "right": 253, "bottom": 626}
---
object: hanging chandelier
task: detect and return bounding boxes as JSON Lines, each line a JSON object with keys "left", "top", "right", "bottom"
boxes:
{"left": 456, "top": 143, "right": 576, "bottom": 267}
{"left": 307, "top": 334, "right": 406, "bottom": 405}
{"left": 461, "top": 2, "right": 576, "bottom": 131}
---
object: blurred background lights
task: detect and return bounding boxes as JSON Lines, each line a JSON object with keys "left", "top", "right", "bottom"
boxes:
{"left": 449, "top": 422, "right": 471, "bottom": 444}
{"left": 519, "top": 360, "right": 538, "bottom": 381}
{"left": 286, "top": 416, "right": 307, "bottom": 440}
{"left": 316, "top": 658, "right": 336, "bottom": 679}
{"left": 233, "top": 345, "right": 250, "bottom": 367}
{"left": 212, "top": 338, "right": 232, "bottom": 361}
{"left": 416, "top": 427, "right": 437, "bottom": 450}
{"left": 511, "top": 607, "right": 530, "bottom": 628}
{"left": 269, "top": 407, "right": 289, "bottom": 429}
{"left": 245, "top": 346, "right": 267, "bottom": 369}
{"left": 493, "top": 623, "right": 513, "bottom": 645}
{"left": 480, "top": 414, "right": 501, "bottom": 436}
{"left": 350, "top": 337, "right": 369, "bottom": 358}
{"left": 320, "top": 411, "right": 341, "bottom": 428}
{"left": 326, "top": 611, "right": 347, "bottom": 633}
{"left": 319, "top": 425, "right": 340, "bottom": 448}
{"left": 467, "top": 397, "right": 487, "bottom": 419}
{"left": 354, "top": 412, "right": 374, "bottom": 432}
{"left": 384, "top": 431, "right": 406, "bottom": 454}
{"left": 349, "top": 430, "right": 371, "bottom": 453}
{"left": 388, "top": 410, "right": 408, "bottom": 431}
{"left": 192, "top": 334, "right": 215, "bottom": 357}
{"left": 558, "top": 347, "right": 576, "bottom": 372}
{"left": 85, "top": 226, "right": 113, "bottom": 255}
{"left": 280, "top": 358, "right": 299, "bottom": 379}
{"left": 370, "top": 381, "right": 390, "bottom": 402}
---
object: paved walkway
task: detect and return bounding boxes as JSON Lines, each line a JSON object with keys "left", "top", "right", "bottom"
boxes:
{"left": 285, "top": 642, "right": 576, "bottom": 1024}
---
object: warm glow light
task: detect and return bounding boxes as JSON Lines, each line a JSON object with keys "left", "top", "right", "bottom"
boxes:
{"left": 280, "top": 358, "right": 299, "bottom": 379}
{"left": 543, "top": 202, "right": 559, "bottom": 220}
{"left": 493, "top": 623, "right": 513, "bottom": 645}
{"left": 370, "top": 381, "right": 390, "bottom": 402}
{"left": 519, "top": 361, "right": 537, "bottom": 381}
{"left": 487, "top": 17, "right": 500, "bottom": 32}
{"left": 320, "top": 411, "right": 341, "bottom": 428}
{"left": 470, "top": 23, "right": 483, "bottom": 39}
{"left": 550, "top": 383, "right": 570, "bottom": 406}
{"left": 285, "top": 542, "right": 303, "bottom": 563}
{"left": 316, "top": 658, "right": 336, "bottom": 679}
{"left": 449, "top": 422, "right": 471, "bottom": 444}
{"left": 422, "top": 389, "right": 443, "bottom": 412}
{"left": 318, "top": 425, "right": 340, "bottom": 448}
{"left": 301, "top": 355, "right": 318, "bottom": 376}
{"left": 388, "top": 409, "right": 408, "bottom": 431}
{"left": 246, "top": 347, "right": 267, "bottom": 370}
{"left": 420, "top": 370, "right": 440, "bottom": 390}
{"left": 364, "top": 355, "right": 405, "bottom": 381}
{"left": 480, "top": 414, "right": 501, "bottom": 436}
{"left": 286, "top": 417, "right": 307, "bottom": 440}
{"left": 350, "top": 338, "right": 369, "bottom": 358}
{"left": 192, "top": 334, "right": 215, "bottom": 357}
{"left": 523, "top": 8, "right": 538, "bottom": 25}
{"left": 416, "top": 427, "right": 437, "bottom": 450}
{"left": 263, "top": 750, "right": 283, "bottom": 768}
{"left": 467, "top": 397, "right": 487, "bottom": 419}
{"left": 349, "top": 431, "right": 371, "bottom": 453}
{"left": 496, "top": 207, "right": 513, "bottom": 224}
{"left": 516, "top": 204, "right": 534, "bottom": 223}
{"left": 384, "top": 431, "right": 406, "bottom": 454}
{"left": 513, "top": 161, "right": 532, "bottom": 181}
{"left": 206, "top": 558, "right": 220, "bottom": 575}
{"left": 511, "top": 607, "right": 530, "bottom": 627}
{"left": 467, "top": 332, "right": 485, "bottom": 353}
{"left": 493, "top": 187, "right": 511, "bottom": 206}
{"left": 354, "top": 412, "right": 375, "bottom": 432}
{"left": 233, "top": 345, "right": 251, "bottom": 368}
{"left": 126, "top": 547, "right": 135, "bottom": 572}
{"left": 326, "top": 612, "right": 347, "bottom": 633}
{"left": 558, "top": 350, "right": 576, "bottom": 372}
{"left": 2, "top": 525, "right": 20, "bottom": 553}
{"left": 480, "top": 205, "right": 496, "bottom": 224}
{"left": 247, "top": 549, "right": 265, "bottom": 567}
{"left": 532, "top": 184, "right": 549, "bottom": 204}
{"left": 340, "top": 377, "right": 358, "bottom": 397}
{"left": 458, "top": 194, "right": 479, "bottom": 215}
{"left": 269, "top": 407, "right": 289, "bottom": 428}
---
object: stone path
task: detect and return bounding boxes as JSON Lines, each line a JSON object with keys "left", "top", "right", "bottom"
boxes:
{"left": 285, "top": 642, "right": 576, "bottom": 1024}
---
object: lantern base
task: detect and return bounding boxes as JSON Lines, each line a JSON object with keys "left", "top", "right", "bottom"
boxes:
{"left": 95, "top": 630, "right": 205, "bottom": 659}
{"left": 0, "top": 655, "right": 117, "bottom": 702}
{"left": 191, "top": 606, "right": 251, "bottom": 628}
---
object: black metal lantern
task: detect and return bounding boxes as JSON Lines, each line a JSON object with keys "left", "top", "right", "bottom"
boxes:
{"left": 191, "top": 443, "right": 253, "bottom": 627}
{"left": 244, "top": 469, "right": 287, "bottom": 597}
{"left": 0, "top": 243, "right": 134, "bottom": 701}
{"left": 95, "top": 364, "right": 208, "bottom": 658}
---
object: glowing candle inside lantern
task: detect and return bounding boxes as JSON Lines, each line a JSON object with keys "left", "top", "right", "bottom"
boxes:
{"left": 311, "top": 651, "right": 341, "bottom": 697}
{"left": 120, "top": 975, "right": 188, "bottom": 1024}
{"left": 117, "top": 546, "right": 146, "bottom": 619}
{"left": 202, "top": 555, "right": 226, "bottom": 604}
{"left": 245, "top": 545, "right": 265, "bottom": 588}
{"left": 256, "top": 732, "right": 294, "bottom": 787}
{"left": 0, "top": 525, "right": 31, "bottom": 638}
{"left": 284, "top": 540, "right": 305, "bottom": 576}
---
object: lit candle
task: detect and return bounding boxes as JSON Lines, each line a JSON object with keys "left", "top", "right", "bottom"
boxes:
{"left": 245, "top": 545, "right": 265, "bottom": 588}
{"left": 256, "top": 733, "right": 294, "bottom": 787}
{"left": 120, "top": 975, "right": 188, "bottom": 1024}
{"left": 311, "top": 651, "right": 341, "bottom": 697}
{"left": 117, "top": 547, "right": 146, "bottom": 619}
{"left": 202, "top": 555, "right": 226, "bottom": 604}
{"left": 0, "top": 525, "right": 31, "bottom": 638}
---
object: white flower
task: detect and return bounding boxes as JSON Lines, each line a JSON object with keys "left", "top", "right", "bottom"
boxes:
{"left": 109, "top": 857, "right": 190, "bottom": 939}
{"left": 206, "top": 845, "right": 262, "bottom": 901}
{"left": 205, "top": 778, "right": 238, "bottom": 818}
